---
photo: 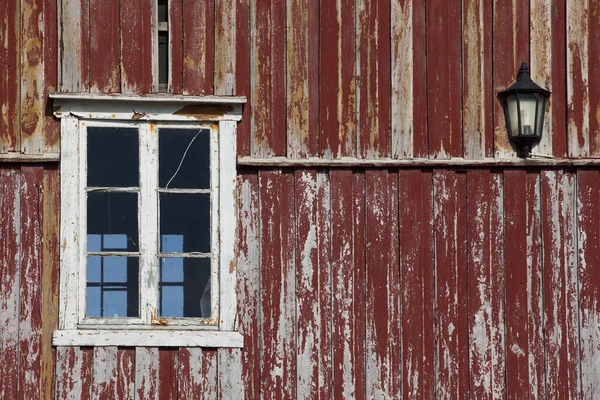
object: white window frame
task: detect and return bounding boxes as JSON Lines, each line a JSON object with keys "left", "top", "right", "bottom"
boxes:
{"left": 50, "top": 93, "right": 245, "bottom": 347}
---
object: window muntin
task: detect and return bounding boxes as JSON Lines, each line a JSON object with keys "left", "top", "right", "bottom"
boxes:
{"left": 79, "top": 120, "right": 219, "bottom": 327}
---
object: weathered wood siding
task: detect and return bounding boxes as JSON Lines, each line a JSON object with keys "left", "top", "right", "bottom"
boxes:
{"left": 2, "top": 0, "right": 600, "bottom": 398}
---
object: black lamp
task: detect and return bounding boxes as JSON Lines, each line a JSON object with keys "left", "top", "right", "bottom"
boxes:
{"left": 497, "top": 62, "right": 551, "bottom": 157}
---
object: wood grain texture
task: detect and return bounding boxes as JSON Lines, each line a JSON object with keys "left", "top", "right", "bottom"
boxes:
{"left": 493, "top": 0, "right": 530, "bottom": 158}
{"left": 55, "top": 347, "right": 93, "bottom": 399}
{"left": 235, "top": 0, "right": 251, "bottom": 155}
{"left": 89, "top": 0, "right": 120, "bottom": 93}
{"left": 236, "top": 172, "right": 261, "bottom": 400}
{"left": 218, "top": 348, "right": 243, "bottom": 399}
{"left": 577, "top": 169, "right": 600, "bottom": 397}
{"left": 0, "top": 168, "right": 20, "bottom": 399}
{"left": 294, "top": 170, "right": 331, "bottom": 399}
{"left": 463, "top": 0, "right": 493, "bottom": 158}
{"left": 250, "top": 0, "right": 287, "bottom": 156}
{"left": 60, "top": 0, "right": 83, "bottom": 92}
{"left": 158, "top": 348, "right": 178, "bottom": 400}
{"left": 182, "top": 0, "right": 214, "bottom": 95}
{"left": 259, "top": 170, "right": 296, "bottom": 399}
{"left": 286, "top": 0, "right": 319, "bottom": 158}
{"left": 467, "top": 169, "right": 506, "bottom": 399}
{"left": 0, "top": 0, "right": 20, "bottom": 152}
{"left": 43, "top": 0, "right": 59, "bottom": 152}
{"left": 121, "top": 0, "right": 153, "bottom": 94}
{"left": 319, "top": 0, "right": 356, "bottom": 158}
{"left": 433, "top": 170, "right": 469, "bottom": 398}
{"left": 169, "top": 0, "right": 183, "bottom": 94}
{"left": 427, "top": 0, "right": 463, "bottom": 159}
{"left": 357, "top": 0, "right": 391, "bottom": 158}
{"left": 400, "top": 169, "right": 434, "bottom": 398}
{"left": 135, "top": 347, "right": 159, "bottom": 399}
{"left": 20, "top": 0, "right": 45, "bottom": 154}
{"left": 41, "top": 166, "right": 59, "bottom": 400}
{"left": 504, "top": 170, "right": 544, "bottom": 399}
{"left": 214, "top": 0, "right": 236, "bottom": 95}
{"left": 330, "top": 169, "right": 365, "bottom": 399}
{"left": 541, "top": 170, "right": 581, "bottom": 398}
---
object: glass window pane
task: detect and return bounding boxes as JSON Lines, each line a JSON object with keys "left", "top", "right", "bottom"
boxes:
{"left": 87, "top": 127, "right": 139, "bottom": 187}
{"left": 161, "top": 256, "right": 183, "bottom": 282}
{"left": 159, "top": 128, "right": 210, "bottom": 189}
{"left": 160, "top": 193, "right": 210, "bottom": 253}
{"left": 88, "top": 192, "right": 139, "bottom": 251}
{"left": 162, "top": 234, "right": 184, "bottom": 253}
{"left": 159, "top": 258, "right": 211, "bottom": 318}
{"left": 506, "top": 95, "right": 519, "bottom": 137}
{"left": 517, "top": 93, "right": 537, "bottom": 136}
{"left": 86, "top": 256, "right": 139, "bottom": 318}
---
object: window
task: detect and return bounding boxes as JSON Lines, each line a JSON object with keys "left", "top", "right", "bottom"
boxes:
{"left": 51, "top": 93, "right": 244, "bottom": 347}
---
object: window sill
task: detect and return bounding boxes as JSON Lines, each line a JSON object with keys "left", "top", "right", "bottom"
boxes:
{"left": 53, "top": 329, "right": 244, "bottom": 348}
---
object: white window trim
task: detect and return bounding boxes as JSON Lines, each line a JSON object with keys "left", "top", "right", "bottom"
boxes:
{"left": 50, "top": 93, "right": 245, "bottom": 347}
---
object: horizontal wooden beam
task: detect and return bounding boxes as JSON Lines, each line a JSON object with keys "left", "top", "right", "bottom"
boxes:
{"left": 49, "top": 92, "right": 247, "bottom": 104}
{"left": 237, "top": 155, "right": 600, "bottom": 168}
{"left": 0, "top": 153, "right": 60, "bottom": 163}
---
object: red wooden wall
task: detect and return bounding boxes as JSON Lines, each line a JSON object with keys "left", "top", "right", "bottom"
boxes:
{"left": 2, "top": 0, "right": 600, "bottom": 398}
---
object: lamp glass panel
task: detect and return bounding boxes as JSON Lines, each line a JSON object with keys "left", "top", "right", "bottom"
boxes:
{"left": 517, "top": 93, "right": 538, "bottom": 137}
{"left": 536, "top": 96, "right": 547, "bottom": 140}
{"left": 506, "top": 95, "right": 519, "bottom": 137}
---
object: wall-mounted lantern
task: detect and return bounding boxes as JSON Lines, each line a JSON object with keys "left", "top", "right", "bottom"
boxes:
{"left": 497, "top": 62, "right": 551, "bottom": 157}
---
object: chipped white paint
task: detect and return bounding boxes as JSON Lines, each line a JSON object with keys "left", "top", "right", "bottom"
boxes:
{"left": 92, "top": 346, "right": 117, "bottom": 397}
{"left": 215, "top": 0, "right": 236, "bottom": 96}
{"left": 511, "top": 343, "right": 525, "bottom": 357}
{"left": 580, "top": 306, "right": 600, "bottom": 397}
{"left": 55, "top": 347, "right": 89, "bottom": 399}
{"left": 391, "top": 0, "right": 413, "bottom": 158}
{"left": 218, "top": 349, "right": 243, "bottom": 398}
{"left": 134, "top": 347, "right": 158, "bottom": 400}
{"left": 567, "top": 0, "right": 590, "bottom": 156}
{"left": 530, "top": 0, "right": 553, "bottom": 156}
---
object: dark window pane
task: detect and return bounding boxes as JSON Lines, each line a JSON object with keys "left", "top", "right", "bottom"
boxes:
{"left": 159, "top": 257, "right": 210, "bottom": 317}
{"left": 87, "top": 127, "right": 139, "bottom": 187}
{"left": 160, "top": 193, "right": 210, "bottom": 253}
{"left": 159, "top": 128, "right": 210, "bottom": 189}
{"left": 88, "top": 192, "right": 139, "bottom": 251}
{"left": 86, "top": 256, "right": 139, "bottom": 317}
{"left": 158, "top": 31, "right": 168, "bottom": 87}
{"left": 158, "top": 0, "right": 168, "bottom": 22}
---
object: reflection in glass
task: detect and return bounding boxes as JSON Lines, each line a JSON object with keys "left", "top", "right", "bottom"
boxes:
{"left": 86, "top": 256, "right": 139, "bottom": 317}
{"left": 88, "top": 192, "right": 139, "bottom": 251}
{"left": 159, "top": 257, "right": 210, "bottom": 318}
{"left": 159, "top": 128, "right": 210, "bottom": 189}
{"left": 87, "top": 127, "right": 139, "bottom": 187}
{"left": 160, "top": 193, "right": 210, "bottom": 253}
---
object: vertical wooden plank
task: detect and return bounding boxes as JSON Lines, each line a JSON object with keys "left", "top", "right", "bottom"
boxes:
{"left": 55, "top": 347, "right": 93, "bottom": 399}
{"left": 295, "top": 170, "right": 331, "bottom": 398}
{"left": 237, "top": 172, "right": 260, "bottom": 399}
{"left": 18, "top": 166, "right": 43, "bottom": 400}
{"left": 426, "top": 0, "right": 462, "bottom": 159}
{"left": 364, "top": 169, "right": 400, "bottom": 398}
{"left": 463, "top": 0, "right": 493, "bottom": 158}
{"left": 182, "top": 0, "right": 214, "bottom": 95}
{"left": 214, "top": 0, "right": 236, "bottom": 95}
{"left": 588, "top": 1, "right": 600, "bottom": 156}
{"left": 331, "top": 169, "right": 366, "bottom": 399}
{"left": 92, "top": 347, "right": 118, "bottom": 399}
{"left": 117, "top": 348, "right": 135, "bottom": 399}
{"left": 259, "top": 170, "right": 296, "bottom": 399}
{"left": 43, "top": 0, "right": 60, "bottom": 152}
{"left": 121, "top": 0, "right": 153, "bottom": 94}
{"left": 235, "top": 0, "right": 251, "bottom": 155}
{"left": 433, "top": 170, "right": 469, "bottom": 398}
{"left": 357, "top": 0, "right": 391, "bottom": 158}
{"left": 89, "top": 0, "right": 120, "bottom": 93}
{"left": 493, "top": 0, "right": 530, "bottom": 158}
{"left": 179, "top": 348, "right": 204, "bottom": 400}
{"left": 158, "top": 349, "right": 178, "bottom": 400}
{"left": 60, "top": 0, "right": 84, "bottom": 92}
{"left": 319, "top": 0, "right": 356, "bottom": 158}
{"left": 20, "top": 0, "right": 45, "bottom": 154}
{"left": 541, "top": 170, "right": 580, "bottom": 398}
{"left": 467, "top": 169, "right": 506, "bottom": 399}
{"left": 218, "top": 349, "right": 243, "bottom": 399}
{"left": 135, "top": 347, "right": 159, "bottom": 400}
{"left": 0, "top": 0, "right": 20, "bottom": 152}
{"left": 0, "top": 167, "right": 20, "bottom": 399}
{"left": 251, "top": 0, "right": 286, "bottom": 156}
{"left": 41, "top": 167, "right": 59, "bottom": 400}
{"left": 286, "top": 0, "right": 319, "bottom": 158}
{"left": 400, "top": 169, "right": 434, "bottom": 398}
{"left": 504, "top": 169, "right": 544, "bottom": 398}
{"left": 169, "top": 0, "right": 183, "bottom": 94}
{"left": 201, "top": 349, "right": 219, "bottom": 399}
{"left": 531, "top": 0, "right": 565, "bottom": 157}
{"left": 577, "top": 169, "right": 600, "bottom": 397}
